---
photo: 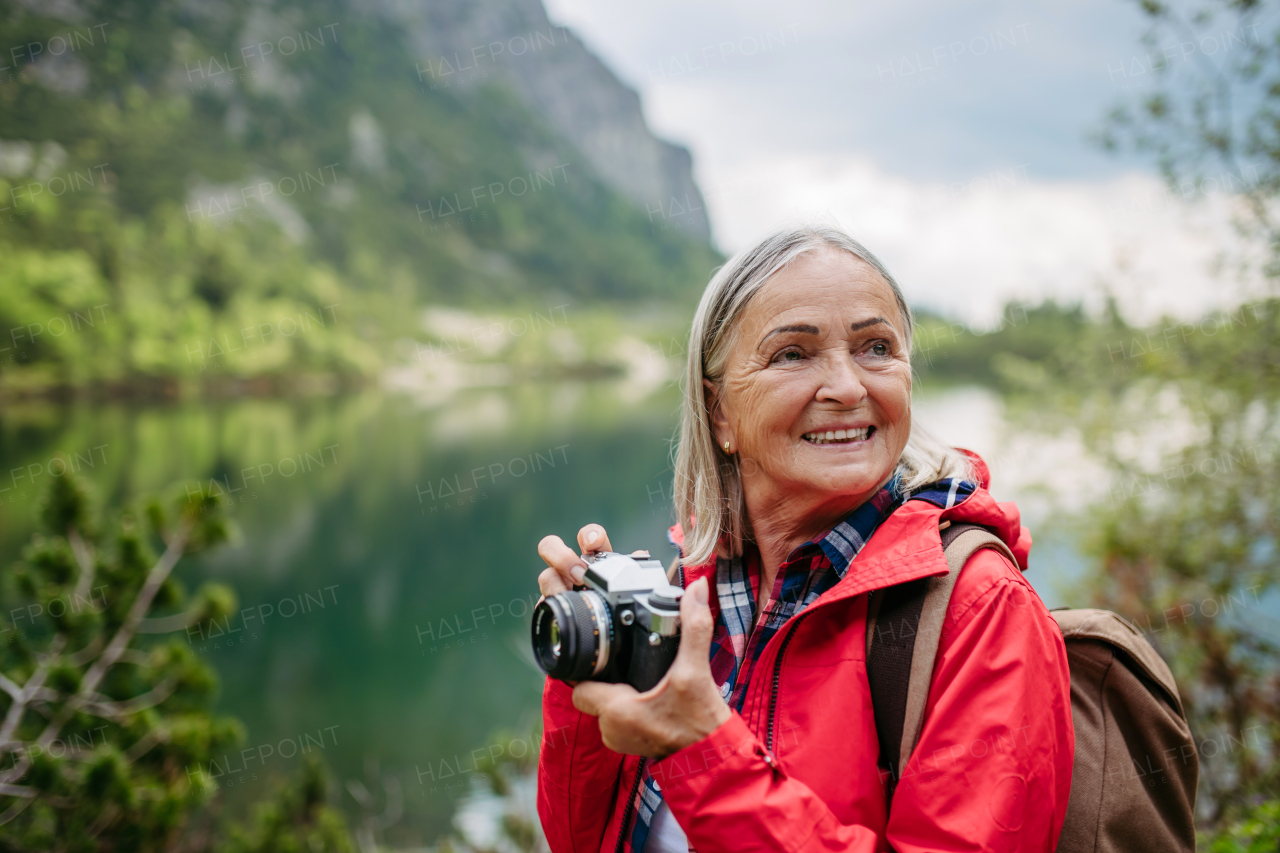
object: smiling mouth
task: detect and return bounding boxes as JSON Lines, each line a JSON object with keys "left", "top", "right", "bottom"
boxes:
{"left": 801, "top": 426, "right": 875, "bottom": 445}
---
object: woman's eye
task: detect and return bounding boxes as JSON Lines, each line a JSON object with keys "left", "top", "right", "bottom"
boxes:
{"left": 868, "top": 342, "right": 889, "bottom": 357}
{"left": 773, "top": 349, "right": 805, "bottom": 363}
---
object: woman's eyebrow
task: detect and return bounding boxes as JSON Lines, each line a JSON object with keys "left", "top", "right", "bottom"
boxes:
{"left": 758, "top": 323, "right": 820, "bottom": 350}
{"left": 849, "top": 316, "right": 889, "bottom": 332}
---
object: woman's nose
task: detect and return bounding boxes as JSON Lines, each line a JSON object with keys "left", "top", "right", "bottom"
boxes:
{"left": 815, "top": 351, "right": 868, "bottom": 405}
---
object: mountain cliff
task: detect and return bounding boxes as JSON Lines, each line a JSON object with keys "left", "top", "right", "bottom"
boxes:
{"left": 374, "top": 0, "right": 709, "bottom": 240}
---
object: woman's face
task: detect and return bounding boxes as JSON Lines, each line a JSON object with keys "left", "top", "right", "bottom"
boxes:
{"left": 708, "top": 247, "right": 913, "bottom": 515}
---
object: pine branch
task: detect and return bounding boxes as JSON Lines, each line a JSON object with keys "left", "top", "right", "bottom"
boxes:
{"left": 0, "top": 521, "right": 193, "bottom": 798}
{"left": 0, "top": 634, "right": 67, "bottom": 748}
{"left": 123, "top": 728, "right": 165, "bottom": 763}
{"left": 66, "top": 636, "right": 103, "bottom": 667}
{"left": 68, "top": 530, "right": 96, "bottom": 603}
{"left": 113, "top": 649, "right": 151, "bottom": 667}
{"left": 44, "top": 519, "right": 193, "bottom": 740}
{"left": 0, "top": 795, "right": 33, "bottom": 826}
{"left": 136, "top": 608, "right": 203, "bottom": 634}
{"left": 80, "top": 676, "right": 178, "bottom": 719}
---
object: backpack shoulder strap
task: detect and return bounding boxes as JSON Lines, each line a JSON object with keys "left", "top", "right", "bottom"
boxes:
{"left": 866, "top": 522, "right": 1016, "bottom": 804}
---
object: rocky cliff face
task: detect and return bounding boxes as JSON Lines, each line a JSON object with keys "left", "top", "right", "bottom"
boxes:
{"left": 368, "top": 0, "right": 710, "bottom": 240}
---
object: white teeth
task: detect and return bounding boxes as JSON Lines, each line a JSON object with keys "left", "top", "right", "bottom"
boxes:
{"left": 803, "top": 427, "right": 871, "bottom": 444}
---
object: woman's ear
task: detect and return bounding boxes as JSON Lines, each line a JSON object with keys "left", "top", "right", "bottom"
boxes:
{"left": 702, "top": 378, "right": 733, "bottom": 450}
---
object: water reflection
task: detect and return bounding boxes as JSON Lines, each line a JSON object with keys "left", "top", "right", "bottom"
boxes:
{"left": 0, "top": 382, "right": 1086, "bottom": 845}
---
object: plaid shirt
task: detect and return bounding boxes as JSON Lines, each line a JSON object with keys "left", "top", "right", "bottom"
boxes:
{"left": 628, "top": 474, "right": 976, "bottom": 852}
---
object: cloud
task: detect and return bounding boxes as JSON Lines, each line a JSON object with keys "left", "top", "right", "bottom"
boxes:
{"left": 694, "top": 152, "right": 1262, "bottom": 324}
{"left": 544, "top": 0, "right": 1264, "bottom": 323}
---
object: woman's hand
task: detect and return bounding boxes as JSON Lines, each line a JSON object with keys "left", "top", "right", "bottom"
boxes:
{"left": 536, "top": 523, "right": 614, "bottom": 597}
{"left": 571, "top": 577, "right": 731, "bottom": 760}
{"left": 535, "top": 523, "right": 730, "bottom": 758}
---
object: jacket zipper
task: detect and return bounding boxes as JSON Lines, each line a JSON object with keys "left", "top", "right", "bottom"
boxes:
{"left": 612, "top": 557, "right": 810, "bottom": 850}
{"left": 609, "top": 560, "right": 684, "bottom": 852}
{"left": 765, "top": 611, "right": 812, "bottom": 752}
{"left": 609, "top": 558, "right": 680, "bottom": 850}
{"left": 613, "top": 757, "right": 646, "bottom": 853}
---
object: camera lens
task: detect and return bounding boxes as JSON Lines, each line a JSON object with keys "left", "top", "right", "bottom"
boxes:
{"left": 549, "top": 620, "right": 561, "bottom": 656}
{"left": 531, "top": 591, "right": 614, "bottom": 682}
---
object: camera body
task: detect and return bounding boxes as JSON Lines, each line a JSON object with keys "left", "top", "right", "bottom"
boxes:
{"left": 531, "top": 551, "right": 683, "bottom": 692}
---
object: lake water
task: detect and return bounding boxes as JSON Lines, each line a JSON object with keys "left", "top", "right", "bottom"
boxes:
{"left": 0, "top": 380, "right": 1098, "bottom": 846}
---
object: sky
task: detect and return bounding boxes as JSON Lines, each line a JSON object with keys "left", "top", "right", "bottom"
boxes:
{"left": 542, "top": 0, "right": 1265, "bottom": 324}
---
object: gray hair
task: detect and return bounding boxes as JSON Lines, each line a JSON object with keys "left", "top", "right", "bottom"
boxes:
{"left": 672, "top": 224, "right": 974, "bottom": 568}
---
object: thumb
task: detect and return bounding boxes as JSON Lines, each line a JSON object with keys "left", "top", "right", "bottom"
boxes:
{"left": 674, "top": 576, "right": 714, "bottom": 665}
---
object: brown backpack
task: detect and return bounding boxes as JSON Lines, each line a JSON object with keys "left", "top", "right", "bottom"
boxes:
{"left": 866, "top": 522, "right": 1199, "bottom": 852}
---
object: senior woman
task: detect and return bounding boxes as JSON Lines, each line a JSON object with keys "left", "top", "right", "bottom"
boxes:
{"left": 534, "top": 226, "right": 1073, "bottom": 853}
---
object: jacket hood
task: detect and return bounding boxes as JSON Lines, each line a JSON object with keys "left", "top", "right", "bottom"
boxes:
{"left": 946, "top": 447, "right": 1031, "bottom": 567}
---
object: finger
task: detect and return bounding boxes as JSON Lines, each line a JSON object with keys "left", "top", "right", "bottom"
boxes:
{"left": 572, "top": 680, "right": 635, "bottom": 717}
{"left": 538, "top": 567, "right": 568, "bottom": 597}
{"left": 577, "top": 523, "right": 613, "bottom": 555}
{"left": 672, "top": 576, "right": 715, "bottom": 669}
{"left": 538, "top": 534, "right": 587, "bottom": 587}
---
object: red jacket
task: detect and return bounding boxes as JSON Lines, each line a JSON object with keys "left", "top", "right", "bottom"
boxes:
{"left": 537, "top": 474, "right": 1074, "bottom": 853}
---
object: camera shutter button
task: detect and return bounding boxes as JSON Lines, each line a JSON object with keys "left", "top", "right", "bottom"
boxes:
{"left": 647, "top": 586, "right": 683, "bottom": 610}
{"left": 648, "top": 632, "right": 662, "bottom": 646}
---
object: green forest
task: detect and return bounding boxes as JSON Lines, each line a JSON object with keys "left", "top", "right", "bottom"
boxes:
{"left": 0, "top": 0, "right": 719, "bottom": 399}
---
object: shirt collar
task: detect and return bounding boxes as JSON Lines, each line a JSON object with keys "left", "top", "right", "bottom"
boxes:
{"left": 792, "top": 472, "right": 978, "bottom": 580}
